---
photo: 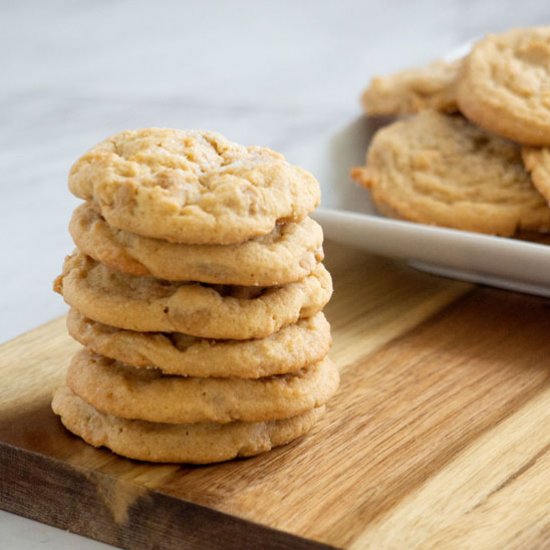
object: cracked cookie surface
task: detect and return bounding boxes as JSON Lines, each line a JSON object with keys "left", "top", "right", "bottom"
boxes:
{"left": 54, "top": 253, "right": 332, "bottom": 339}
{"left": 52, "top": 386, "right": 324, "bottom": 464}
{"left": 68, "top": 128, "right": 320, "bottom": 244}
{"left": 70, "top": 202, "right": 324, "bottom": 285}
{"left": 457, "top": 27, "right": 550, "bottom": 145}
{"left": 351, "top": 111, "right": 550, "bottom": 235}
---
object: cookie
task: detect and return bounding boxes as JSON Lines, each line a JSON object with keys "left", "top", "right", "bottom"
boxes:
{"left": 52, "top": 386, "right": 324, "bottom": 464}
{"left": 522, "top": 146, "right": 550, "bottom": 204}
{"left": 66, "top": 350, "right": 338, "bottom": 424}
{"left": 68, "top": 128, "right": 320, "bottom": 245}
{"left": 362, "top": 59, "right": 460, "bottom": 116}
{"left": 55, "top": 253, "right": 332, "bottom": 339}
{"left": 350, "top": 111, "right": 550, "bottom": 235}
{"left": 457, "top": 28, "right": 550, "bottom": 146}
{"left": 67, "top": 309, "right": 331, "bottom": 378}
{"left": 69, "top": 202, "right": 324, "bottom": 286}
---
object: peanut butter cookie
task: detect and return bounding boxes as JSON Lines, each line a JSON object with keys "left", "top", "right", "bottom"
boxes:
{"left": 67, "top": 309, "right": 332, "bottom": 378}
{"left": 52, "top": 386, "right": 324, "bottom": 464}
{"left": 457, "top": 27, "right": 550, "bottom": 145}
{"left": 70, "top": 202, "right": 323, "bottom": 285}
{"left": 522, "top": 146, "right": 550, "bottom": 205}
{"left": 54, "top": 253, "right": 332, "bottom": 339}
{"left": 68, "top": 128, "right": 320, "bottom": 244}
{"left": 351, "top": 111, "right": 550, "bottom": 235}
{"left": 66, "top": 350, "right": 339, "bottom": 424}
{"left": 362, "top": 59, "right": 460, "bottom": 116}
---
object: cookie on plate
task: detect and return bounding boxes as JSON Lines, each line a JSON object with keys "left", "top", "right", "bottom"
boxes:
{"left": 67, "top": 309, "right": 332, "bottom": 378}
{"left": 54, "top": 253, "right": 332, "bottom": 339}
{"left": 52, "top": 386, "right": 324, "bottom": 464}
{"left": 522, "top": 146, "right": 550, "bottom": 205}
{"left": 350, "top": 110, "right": 550, "bottom": 235}
{"left": 457, "top": 27, "right": 550, "bottom": 145}
{"left": 68, "top": 128, "right": 320, "bottom": 244}
{"left": 70, "top": 202, "right": 324, "bottom": 286}
{"left": 362, "top": 59, "right": 461, "bottom": 116}
{"left": 66, "top": 350, "right": 339, "bottom": 424}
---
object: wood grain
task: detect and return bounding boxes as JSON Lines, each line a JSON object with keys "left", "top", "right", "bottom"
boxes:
{"left": 1, "top": 243, "right": 549, "bottom": 549}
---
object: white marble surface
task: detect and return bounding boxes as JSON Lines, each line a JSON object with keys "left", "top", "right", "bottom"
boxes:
{"left": 1, "top": 1, "right": 548, "bottom": 548}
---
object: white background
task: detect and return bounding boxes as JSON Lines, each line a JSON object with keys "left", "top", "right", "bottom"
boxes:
{"left": 1, "top": 1, "right": 548, "bottom": 547}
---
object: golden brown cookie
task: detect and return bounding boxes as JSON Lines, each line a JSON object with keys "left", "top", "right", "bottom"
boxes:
{"left": 66, "top": 350, "right": 339, "bottom": 424}
{"left": 68, "top": 128, "right": 320, "bottom": 244}
{"left": 362, "top": 59, "right": 460, "bottom": 116}
{"left": 351, "top": 111, "right": 550, "bottom": 235}
{"left": 457, "top": 27, "right": 550, "bottom": 145}
{"left": 69, "top": 202, "right": 324, "bottom": 286}
{"left": 54, "top": 253, "right": 332, "bottom": 339}
{"left": 52, "top": 386, "right": 324, "bottom": 464}
{"left": 67, "top": 309, "right": 332, "bottom": 378}
{"left": 522, "top": 146, "right": 550, "bottom": 205}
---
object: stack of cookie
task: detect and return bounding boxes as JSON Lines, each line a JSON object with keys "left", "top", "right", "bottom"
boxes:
{"left": 52, "top": 129, "right": 338, "bottom": 464}
{"left": 353, "top": 27, "right": 550, "bottom": 237}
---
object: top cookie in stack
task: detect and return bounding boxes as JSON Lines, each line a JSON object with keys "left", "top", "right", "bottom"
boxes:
{"left": 52, "top": 128, "right": 338, "bottom": 464}
{"left": 67, "top": 129, "right": 320, "bottom": 246}
{"left": 353, "top": 27, "right": 550, "bottom": 237}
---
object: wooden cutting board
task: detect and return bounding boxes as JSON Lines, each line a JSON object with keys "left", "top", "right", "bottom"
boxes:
{"left": 1, "top": 242, "right": 549, "bottom": 549}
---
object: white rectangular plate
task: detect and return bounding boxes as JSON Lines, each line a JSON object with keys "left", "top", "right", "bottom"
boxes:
{"left": 311, "top": 114, "right": 550, "bottom": 298}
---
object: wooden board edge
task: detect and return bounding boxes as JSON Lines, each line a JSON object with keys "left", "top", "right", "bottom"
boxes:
{"left": 0, "top": 442, "right": 337, "bottom": 550}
